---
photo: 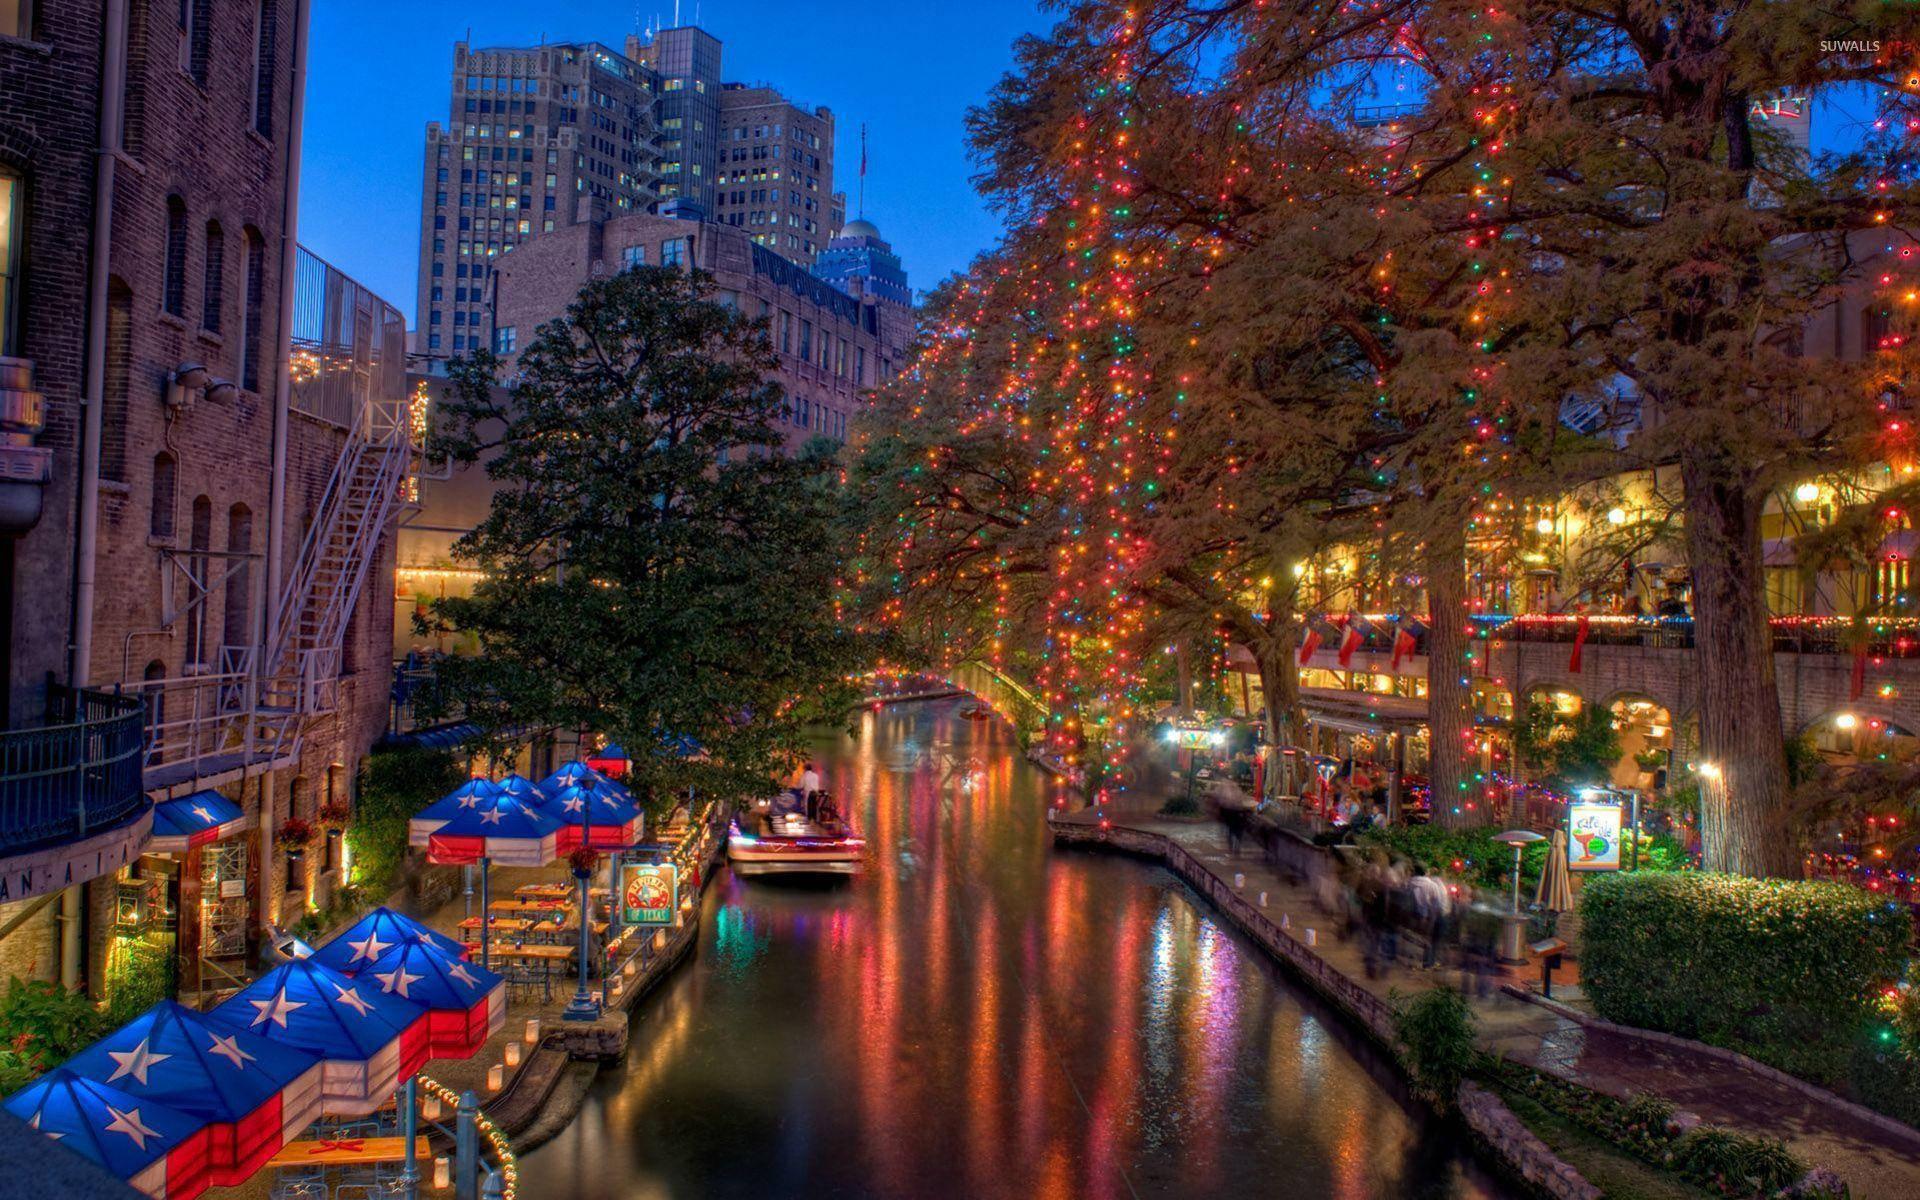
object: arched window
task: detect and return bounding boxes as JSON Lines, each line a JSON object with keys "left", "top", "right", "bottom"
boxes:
{"left": 240, "top": 228, "right": 265, "bottom": 391}
{"left": 186, "top": 495, "right": 212, "bottom": 667}
{"left": 252, "top": 1, "right": 277, "bottom": 138}
{"left": 162, "top": 195, "right": 188, "bottom": 317}
{"left": 150, "top": 452, "right": 177, "bottom": 539}
{"left": 102, "top": 277, "right": 132, "bottom": 482}
{"left": 222, "top": 503, "right": 252, "bottom": 654}
{"left": 0, "top": 168, "right": 20, "bottom": 358}
{"left": 201, "top": 220, "right": 224, "bottom": 332}
{"left": 181, "top": 0, "right": 212, "bottom": 87}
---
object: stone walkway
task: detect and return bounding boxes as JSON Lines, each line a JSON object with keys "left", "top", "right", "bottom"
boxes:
{"left": 1055, "top": 802, "right": 1920, "bottom": 1200}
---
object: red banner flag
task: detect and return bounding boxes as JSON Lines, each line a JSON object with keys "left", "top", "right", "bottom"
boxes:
{"left": 1568, "top": 614, "right": 1591, "bottom": 674}
{"left": 1298, "top": 629, "right": 1323, "bottom": 665}
{"left": 1391, "top": 627, "right": 1417, "bottom": 671}
{"left": 1337, "top": 623, "right": 1363, "bottom": 667}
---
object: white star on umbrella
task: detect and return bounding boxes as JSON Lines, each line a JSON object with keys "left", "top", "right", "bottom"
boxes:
{"left": 346, "top": 932, "right": 393, "bottom": 964}
{"left": 561, "top": 797, "right": 585, "bottom": 814}
{"left": 103, "top": 1104, "right": 161, "bottom": 1151}
{"left": 106, "top": 1037, "right": 172, "bottom": 1087}
{"left": 445, "top": 962, "right": 479, "bottom": 989}
{"left": 190, "top": 804, "right": 214, "bottom": 822}
{"left": 478, "top": 808, "right": 504, "bottom": 826}
{"left": 333, "top": 983, "right": 373, "bottom": 1017}
{"left": 249, "top": 988, "right": 305, "bottom": 1029}
{"left": 457, "top": 793, "right": 482, "bottom": 809}
{"left": 373, "top": 966, "right": 423, "bottom": 999}
{"left": 28, "top": 1112, "right": 63, "bottom": 1140}
{"left": 205, "top": 1031, "right": 256, "bottom": 1071}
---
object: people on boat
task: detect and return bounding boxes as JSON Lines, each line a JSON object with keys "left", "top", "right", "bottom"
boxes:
{"left": 802, "top": 763, "right": 822, "bottom": 820}
{"left": 817, "top": 792, "right": 840, "bottom": 826}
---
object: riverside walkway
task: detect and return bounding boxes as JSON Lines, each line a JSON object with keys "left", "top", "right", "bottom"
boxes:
{"left": 1049, "top": 801, "right": 1920, "bottom": 1200}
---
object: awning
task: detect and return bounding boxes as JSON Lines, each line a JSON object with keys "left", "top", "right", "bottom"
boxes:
{"left": 379, "top": 722, "right": 479, "bottom": 750}
{"left": 1300, "top": 686, "right": 1429, "bottom": 734}
{"left": 148, "top": 790, "right": 246, "bottom": 854}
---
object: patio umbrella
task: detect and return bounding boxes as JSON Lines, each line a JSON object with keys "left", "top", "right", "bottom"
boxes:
{"left": 63, "top": 1001, "right": 322, "bottom": 1187}
{"left": 1536, "top": 828, "right": 1575, "bottom": 914}
{"left": 208, "top": 959, "right": 430, "bottom": 1117}
{"left": 6, "top": 1068, "right": 212, "bottom": 1199}
{"left": 536, "top": 760, "right": 599, "bottom": 797}
{"left": 494, "top": 773, "right": 542, "bottom": 803}
{"left": 309, "top": 906, "right": 468, "bottom": 974}
{"left": 540, "top": 782, "right": 644, "bottom": 851}
{"left": 407, "top": 777, "right": 504, "bottom": 847}
{"left": 585, "top": 742, "right": 630, "bottom": 779}
{"left": 425, "top": 793, "right": 563, "bottom": 867}
{"left": 147, "top": 790, "right": 245, "bottom": 854}
{"left": 360, "top": 939, "right": 506, "bottom": 1060}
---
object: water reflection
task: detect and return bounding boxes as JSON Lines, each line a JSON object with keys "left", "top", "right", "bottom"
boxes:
{"left": 524, "top": 700, "right": 1511, "bottom": 1199}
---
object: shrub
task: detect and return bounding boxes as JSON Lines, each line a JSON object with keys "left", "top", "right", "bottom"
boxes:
{"left": 347, "top": 745, "right": 466, "bottom": 897}
{"left": 1671, "top": 1127, "right": 1802, "bottom": 1197}
{"left": 1392, "top": 986, "right": 1479, "bottom": 1106}
{"left": 1158, "top": 792, "right": 1201, "bottom": 817}
{"left": 1580, "top": 872, "right": 1911, "bottom": 1087}
{"left": 1359, "top": 824, "right": 1553, "bottom": 892}
{"left": 0, "top": 979, "right": 103, "bottom": 1080}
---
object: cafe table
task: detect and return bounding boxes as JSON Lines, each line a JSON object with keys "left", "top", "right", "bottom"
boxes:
{"left": 268, "top": 1136, "right": 431, "bottom": 1167}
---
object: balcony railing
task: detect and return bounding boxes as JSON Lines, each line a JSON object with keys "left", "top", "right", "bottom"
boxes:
{"left": 1470, "top": 613, "right": 1920, "bottom": 659}
{"left": 0, "top": 683, "right": 147, "bottom": 857}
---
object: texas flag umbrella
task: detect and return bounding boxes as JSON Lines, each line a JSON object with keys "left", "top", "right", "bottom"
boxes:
{"left": 310, "top": 906, "right": 469, "bottom": 975}
{"left": 208, "top": 959, "right": 429, "bottom": 1117}
{"left": 63, "top": 1001, "right": 322, "bottom": 1186}
{"left": 408, "top": 777, "right": 504, "bottom": 846}
{"left": 584, "top": 742, "right": 630, "bottom": 778}
{"left": 147, "top": 790, "right": 245, "bottom": 854}
{"left": 361, "top": 939, "right": 506, "bottom": 1059}
{"left": 6, "top": 1068, "right": 212, "bottom": 1199}
{"left": 425, "top": 793, "right": 562, "bottom": 867}
{"left": 541, "top": 782, "right": 644, "bottom": 850}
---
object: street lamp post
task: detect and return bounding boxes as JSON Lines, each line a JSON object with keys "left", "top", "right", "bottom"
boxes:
{"left": 564, "top": 805, "right": 601, "bottom": 1022}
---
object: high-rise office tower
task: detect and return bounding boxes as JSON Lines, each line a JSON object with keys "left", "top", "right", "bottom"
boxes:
{"left": 415, "top": 40, "right": 660, "bottom": 357}
{"left": 415, "top": 27, "right": 836, "bottom": 359}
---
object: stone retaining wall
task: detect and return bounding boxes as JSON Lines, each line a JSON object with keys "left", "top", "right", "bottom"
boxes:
{"left": 1458, "top": 1082, "right": 1603, "bottom": 1200}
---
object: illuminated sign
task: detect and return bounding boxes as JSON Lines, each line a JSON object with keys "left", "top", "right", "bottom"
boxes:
{"left": 1568, "top": 803, "right": 1623, "bottom": 871}
{"left": 620, "top": 862, "right": 678, "bottom": 925}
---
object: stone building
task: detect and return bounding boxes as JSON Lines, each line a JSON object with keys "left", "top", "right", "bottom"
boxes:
{"left": 0, "top": 0, "right": 411, "bottom": 1004}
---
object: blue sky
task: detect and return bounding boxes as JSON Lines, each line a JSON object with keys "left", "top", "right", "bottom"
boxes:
{"left": 299, "top": 0, "right": 1054, "bottom": 326}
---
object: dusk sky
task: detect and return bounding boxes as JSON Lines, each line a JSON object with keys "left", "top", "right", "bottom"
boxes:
{"left": 299, "top": 0, "right": 1054, "bottom": 326}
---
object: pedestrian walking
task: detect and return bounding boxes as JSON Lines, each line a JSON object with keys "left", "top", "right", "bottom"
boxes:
{"left": 1223, "top": 805, "right": 1248, "bottom": 857}
{"left": 1408, "top": 864, "right": 1451, "bottom": 970}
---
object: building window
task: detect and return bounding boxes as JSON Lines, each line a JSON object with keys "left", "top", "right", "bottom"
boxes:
{"left": 186, "top": 496, "right": 212, "bottom": 667}
{"left": 150, "top": 453, "right": 177, "bottom": 540}
{"left": 252, "top": 1, "right": 277, "bottom": 136}
{"left": 241, "top": 228, "right": 265, "bottom": 390}
{"left": 661, "top": 237, "right": 686, "bottom": 267}
{"left": 162, "top": 196, "right": 188, "bottom": 316}
{"left": 200, "top": 221, "right": 223, "bottom": 332}
{"left": 427, "top": 333, "right": 441, "bottom": 349}
{"left": 494, "top": 326, "right": 516, "bottom": 354}
{"left": 181, "top": 0, "right": 212, "bottom": 86}
{"left": 222, "top": 504, "right": 252, "bottom": 653}
{"left": 621, "top": 244, "right": 644, "bottom": 269}
{"left": 0, "top": 169, "right": 18, "bottom": 358}
{"left": 799, "top": 320, "right": 811, "bottom": 362}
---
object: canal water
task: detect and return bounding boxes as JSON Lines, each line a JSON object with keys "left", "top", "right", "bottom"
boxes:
{"left": 524, "top": 699, "right": 1512, "bottom": 1199}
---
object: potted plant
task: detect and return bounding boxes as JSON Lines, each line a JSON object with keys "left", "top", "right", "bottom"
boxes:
{"left": 316, "top": 799, "right": 352, "bottom": 829}
{"left": 567, "top": 846, "right": 602, "bottom": 878}
{"left": 276, "top": 817, "right": 315, "bottom": 856}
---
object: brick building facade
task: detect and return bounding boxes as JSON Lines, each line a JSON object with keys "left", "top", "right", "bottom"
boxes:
{"left": 0, "top": 0, "right": 407, "bottom": 1003}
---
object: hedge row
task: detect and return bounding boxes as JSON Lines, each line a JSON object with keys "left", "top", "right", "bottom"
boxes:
{"left": 1580, "top": 872, "right": 1911, "bottom": 1086}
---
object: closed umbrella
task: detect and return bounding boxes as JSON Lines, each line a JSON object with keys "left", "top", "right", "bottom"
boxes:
{"left": 1536, "top": 828, "right": 1575, "bottom": 914}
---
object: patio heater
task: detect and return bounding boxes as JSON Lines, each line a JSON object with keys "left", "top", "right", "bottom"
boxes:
{"left": 1494, "top": 828, "right": 1545, "bottom": 963}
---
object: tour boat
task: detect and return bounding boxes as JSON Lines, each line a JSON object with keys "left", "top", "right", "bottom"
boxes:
{"left": 728, "top": 793, "right": 866, "bottom": 877}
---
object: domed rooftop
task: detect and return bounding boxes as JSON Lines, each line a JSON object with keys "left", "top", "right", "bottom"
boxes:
{"left": 838, "top": 218, "right": 881, "bottom": 241}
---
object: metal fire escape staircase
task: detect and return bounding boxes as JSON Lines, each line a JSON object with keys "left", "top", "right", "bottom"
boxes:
{"left": 141, "top": 397, "right": 417, "bottom": 791}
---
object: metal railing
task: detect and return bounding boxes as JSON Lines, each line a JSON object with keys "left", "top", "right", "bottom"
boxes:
{"left": 0, "top": 682, "right": 147, "bottom": 856}
{"left": 289, "top": 246, "right": 408, "bottom": 431}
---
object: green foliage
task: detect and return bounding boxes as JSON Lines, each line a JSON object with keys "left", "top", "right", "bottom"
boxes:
{"left": 102, "top": 942, "right": 173, "bottom": 1028}
{"left": 1391, "top": 986, "right": 1478, "bottom": 1106}
{"left": 426, "top": 265, "right": 873, "bottom": 808}
{"left": 348, "top": 745, "right": 466, "bottom": 898}
{"left": 1359, "top": 823, "right": 1553, "bottom": 892}
{"left": 1670, "top": 1128, "right": 1803, "bottom": 1198}
{"left": 1158, "top": 791, "right": 1201, "bottom": 816}
{"left": 0, "top": 979, "right": 103, "bottom": 1084}
{"left": 1580, "top": 873, "right": 1911, "bottom": 1087}
{"left": 1516, "top": 695, "right": 1622, "bottom": 793}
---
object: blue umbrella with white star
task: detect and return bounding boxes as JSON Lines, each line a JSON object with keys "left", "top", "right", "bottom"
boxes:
{"left": 360, "top": 939, "right": 506, "bottom": 1059}
{"left": 537, "top": 781, "right": 643, "bottom": 851}
{"left": 5, "top": 1067, "right": 212, "bottom": 1198}
{"left": 308, "top": 906, "right": 468, "bottom": 974}
{"left": 407, "top": 776, "right": 504, "bottom": 846}
{"left": 207, "top": 958, "right": 429, "bottom": 1117}
{"left": 63, "top": 1001, "right": 322, "bottom": 1186}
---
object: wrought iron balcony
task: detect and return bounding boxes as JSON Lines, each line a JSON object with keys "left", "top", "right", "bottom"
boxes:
{"left": 0, "top": 683, "right": 148, "bottom": 857}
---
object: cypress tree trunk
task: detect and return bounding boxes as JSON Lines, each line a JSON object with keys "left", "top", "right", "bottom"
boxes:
{"left": 1425, "top": 524, "right": 1474, "bottom": 828}
{"left": 1681, "top": 444, "right": 1798, "bottom": 877}
{"left": 1253, "top": 634, "right": 1304, "bottom": 797}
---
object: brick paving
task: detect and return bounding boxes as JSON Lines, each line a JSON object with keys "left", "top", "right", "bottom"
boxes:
{"left": 1057, "top": 800, "right": 1920, "bottom": 1200}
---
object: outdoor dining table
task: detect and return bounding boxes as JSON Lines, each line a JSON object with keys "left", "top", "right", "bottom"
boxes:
{"left": 515, "top": 884, "right": 610, "bottom": 900}
{"left": 485, "top": 943, "right": 578, "bottom": 962}
{"left": 268, "top": 1136, "right": 431, "bottom": 1167}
